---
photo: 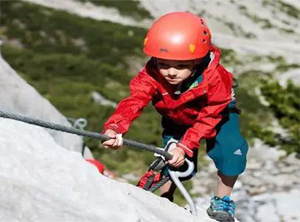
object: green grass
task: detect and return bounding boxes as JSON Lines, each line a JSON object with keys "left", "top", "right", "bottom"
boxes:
{"left": 238, "top": 2, "right": 296, "bottom": 33}
{"left": 263, "top": 0, "right": 300, "bottom": 19}
{"left": 276, "top": 63, "right": 300, "bottom": 72}
{"left": 260, "top": 79, "right": 300, "bottom": 154}
{"left": 234, "top": 71, "right": 274, "bottom": 144}
{"left": 75, "top": 0, "right": 153, "bottom": 20}
{"left": 219, "top": 47, "right": 243, "bottom": 67}
{"left": 0, "top": 1, "right": 146, "bottom": 66}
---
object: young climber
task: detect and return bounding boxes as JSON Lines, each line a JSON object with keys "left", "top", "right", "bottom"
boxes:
{"left": 102, "top": 12, "right": 248, "bottom": 222}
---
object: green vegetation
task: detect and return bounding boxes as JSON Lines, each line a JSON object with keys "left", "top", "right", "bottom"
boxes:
{"left": 219, "top": 48, "right": 242, "bottom": 67}
{"left": 263, "top": 0, "right": 300, "bottom": 19}
{"left": 234, "top": 71, "right": 274, "bottom": 145}
{"left": 238, "top": 4, "right": 273, "bottom": 29}
{"left": 276, "top": 63, "right": 300, "bottom": 72}
{"left": 238, "top": 3, "right": 295, "bottom": 33}
{"left": 235, "top": 69, "right": 300, "bottom": 156}
{"left": 75, "top": 0, "right": 152, "bottom": 20}
{"left": 0, "top": 1, "right": 146, "bottom": 66}
{"left": 260, "top": 79, "right": 300, "bottom": 154}
{"left": 216, "top": 18, "right": 256, "bottom": 39}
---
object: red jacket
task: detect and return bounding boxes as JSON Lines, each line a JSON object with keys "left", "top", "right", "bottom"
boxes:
{"left": 104, "top": 46, "right": 233, "bottom": 157}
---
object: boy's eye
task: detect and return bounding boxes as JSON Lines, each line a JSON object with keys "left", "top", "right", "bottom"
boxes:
{"left": 158, "top": 63, "right": 170, "bottom": 69}
{"left": 157, "top": 61, "right": 192, "bottom": 70}
{"left": 177, "top": 64, "right": 190, "bottom": 69}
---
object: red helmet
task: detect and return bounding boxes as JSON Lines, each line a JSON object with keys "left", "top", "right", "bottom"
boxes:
{"left": 143, "top": 12, "right": 211, "bottom": 60}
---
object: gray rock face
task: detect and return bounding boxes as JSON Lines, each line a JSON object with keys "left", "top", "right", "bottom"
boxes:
{"left": 0, "top": 118, "right": 216, "bottom": 222}
{"left": 91, "top": 91, "right": 117, "bottom": 108}
{"left": 0, "top": 52, "right": 92, "bottom": 158}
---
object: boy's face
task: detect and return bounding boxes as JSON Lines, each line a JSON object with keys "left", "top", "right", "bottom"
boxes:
{"left": 156, "top": 59, "right": 198, "bottom": 85}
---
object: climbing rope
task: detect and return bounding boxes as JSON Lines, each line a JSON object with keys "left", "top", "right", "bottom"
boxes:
{"left": 0, "top": 110, "right": 172, "bottom": 160}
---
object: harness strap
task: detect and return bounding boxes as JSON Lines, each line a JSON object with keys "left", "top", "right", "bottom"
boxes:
{"left": 137, "top": 170, "right": 170, "bottom": 192}
{"left": 148, "top": 176, "right": 170, "bottom": 192}
{"left": 233, "top": 78, "right": 239, "bottom": 88}
{"left": 143, "top": 174, "right": 155, "bottom": 190}
{"left": 228, "top": 107, "right": 241, "bottom": 114}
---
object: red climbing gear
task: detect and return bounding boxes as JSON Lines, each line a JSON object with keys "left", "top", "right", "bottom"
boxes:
{"left": 86, "top": 159, "right": 105, "bottom": 174}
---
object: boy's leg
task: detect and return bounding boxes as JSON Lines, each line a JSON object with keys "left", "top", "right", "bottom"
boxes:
{"left": 159, "top": 140, "right": 177, "bottom": 200}
{"left": 216, "top": 171, "right": 238, "bottom": 198}
{"left": 206, "top": 110, "right": 248, "bottom": 221}
{"left": 206, "top": 171, "right": 238, "bottom": 222}
{"left": 160, "top": 180, "right": 177, "bottom": 202}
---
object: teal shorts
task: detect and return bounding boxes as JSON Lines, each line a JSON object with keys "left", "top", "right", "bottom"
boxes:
{"left": 206, "top": 110, "right": 248, "bottom": 176}
{"left": 162, "top": 101, "right": 248, "bottom": 177}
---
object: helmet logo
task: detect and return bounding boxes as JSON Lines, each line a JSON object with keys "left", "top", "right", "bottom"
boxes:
{"left": 160, "top": 48, "right": 169, "bottom": 53}
{"left": 143, "top": 37, "right": 148, "bottom": 46}
{"left": 189, "top": 44, "right": 196, "bottom": 54}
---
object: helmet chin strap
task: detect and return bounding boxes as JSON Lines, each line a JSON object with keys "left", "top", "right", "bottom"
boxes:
{"left": 191, "top": 52, "right": 211, "bottom": 77}
{"left": 153, "top": 57, "right": 158, "bottom": 67}
{"left": 191, "top": 61, "right": 196, "bottom": 77}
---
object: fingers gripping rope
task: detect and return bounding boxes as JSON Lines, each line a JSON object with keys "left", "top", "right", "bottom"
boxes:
{"left": 116, "top": 134, "right": 123, "bottom": 146}
{"left": 0, "top": 111, "right": 172, "bottom": 160}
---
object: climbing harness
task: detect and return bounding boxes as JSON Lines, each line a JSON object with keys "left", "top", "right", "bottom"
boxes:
{"left": 137, "top": 139, "right": 197, "bottom": 216}
{"left": 137, "top": 158, "right": 197, "bottom": 215}
{"left": 137, "top": 139, "right": 174, "bottom": 192}
{"left": 137, "top": 171, "right": 167, "bottom": 191}
{"left": 0, "top": 110, "right": 197, "bottom": 216}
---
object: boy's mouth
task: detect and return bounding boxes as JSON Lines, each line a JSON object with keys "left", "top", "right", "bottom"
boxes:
{"left": 166, "top": 77, "right": 180, "bottom": 84}
{"left": 166, "top": 77, "right": 176, "bottom": 81}
{"left": 166, "top": 76, "right": 177, "bottom": 80}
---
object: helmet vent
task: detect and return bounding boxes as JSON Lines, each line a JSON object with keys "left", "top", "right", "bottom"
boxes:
{"left": 203, "top": 30, "right": 207, "bottom": 35}
{"left": 201, "top": 20, "right": 206, "bottom": 28}
{"left": 202, "top": 39, "right": 206, "bottom": 42}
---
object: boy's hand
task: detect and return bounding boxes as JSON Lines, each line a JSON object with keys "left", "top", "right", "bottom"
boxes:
{"left": 167, "top": 147, "right": 185, "bottom": 168}
{"left": 102, "top": 129, "right": 123, "bottom": 150}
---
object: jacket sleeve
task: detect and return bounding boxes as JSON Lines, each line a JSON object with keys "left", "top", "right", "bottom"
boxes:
{"left": 178, "top": 68, "right": 233, "bottom": 157}
{"left": 103, "top": 69, "right": 156, "bottom": 134}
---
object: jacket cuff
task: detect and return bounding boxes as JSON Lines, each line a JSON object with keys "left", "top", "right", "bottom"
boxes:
{"left": 177, "top": 143, "right": 194, "bottom": 158}
{"left": 103, "top": 124, "right": 120, "bottom": 134}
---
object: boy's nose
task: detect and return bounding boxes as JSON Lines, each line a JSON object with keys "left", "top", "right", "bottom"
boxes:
{"left": 168, "top": 68, "right": 177, "bottom": 77}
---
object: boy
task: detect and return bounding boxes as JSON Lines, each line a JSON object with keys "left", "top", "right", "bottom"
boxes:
{"left": 102, "top": 12, "right": 248, "bottom": 222}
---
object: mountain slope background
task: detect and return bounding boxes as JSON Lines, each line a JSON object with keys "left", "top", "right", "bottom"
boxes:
{"left": 0, "top": 0, "right": 299, "bottom": 221}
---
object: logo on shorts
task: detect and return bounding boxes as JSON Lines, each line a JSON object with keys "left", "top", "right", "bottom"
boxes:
{"left": 234, "top": 149, "right": 242, "bottom": 156}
